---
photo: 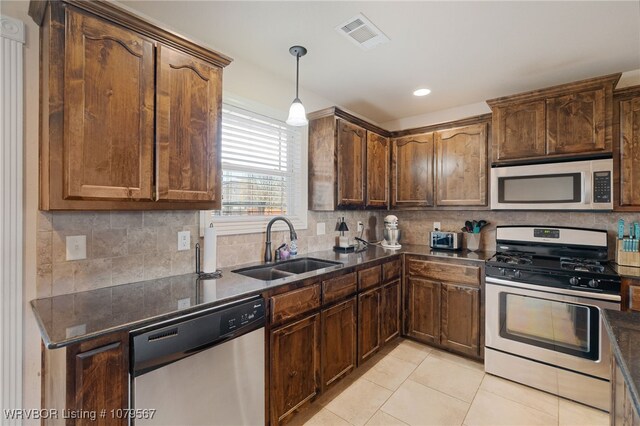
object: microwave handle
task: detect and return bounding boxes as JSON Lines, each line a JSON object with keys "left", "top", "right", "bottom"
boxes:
{"left": 582, "top": 170, "right": 591, "bottom": 205}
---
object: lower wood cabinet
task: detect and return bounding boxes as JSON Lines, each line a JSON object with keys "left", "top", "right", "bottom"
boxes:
{"left": 441, "top": 283, "right": 480, "bottom": 357}
{"left": 406, "top": 277, "right": 441, "bottom": 345}
{"left": 270, "top": 313, "right": 321, "bottom": 425}
{"left": 380, "top": 280, "right": 401, "bottom": 344}
{"left": 611, "top": 349, "right": 640, "bottom": 425}
{"left": 321, "top": 298, "right": 357, "bottom": 390}
{"left": 358, "top": 287, "right": 381, "bottom": 363}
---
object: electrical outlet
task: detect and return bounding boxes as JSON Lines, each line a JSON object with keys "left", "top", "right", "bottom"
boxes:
{"left": 317, "top": 222, "right": 326, "bottom": 236}
{"left": 177, "top": 298, "right": 191, "bottom": 309}
{"left": 66, "top": 235, "right": 86, "bottom": 261}
{"left": 434, "top": 222, "right": 441, "bottom": 231}
{"left": 357, "top": 221, "right": 364, "bottom": 233}
{"left": 178, "top": 231, "right": 190, "bottom": 251}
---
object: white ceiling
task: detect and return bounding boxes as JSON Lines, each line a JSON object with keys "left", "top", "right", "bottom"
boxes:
{"left": 121, "top": 1, "right": 640, "bottom": 124}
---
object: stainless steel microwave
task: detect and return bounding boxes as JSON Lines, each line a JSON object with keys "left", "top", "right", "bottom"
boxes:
{"left": 490, "top": 158, "right": 613, "bottom": 210}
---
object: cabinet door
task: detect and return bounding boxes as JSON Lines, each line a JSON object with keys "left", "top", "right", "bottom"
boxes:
{"left": 337, "top": 119, "right": 366, "bottom": 207}
{"left": 435, "top": 123, "right": 488, "bottom": 206}
{"left": 358, "top": 287, "right": 381, "bottom": 363}
{"left": 547, "top": 89, "right": 607, "bottom": 155}
{"left": 492, "top": 101, "right": 546, "bottom": 161}
{"left": 380, "top": 280, "right": 401, "bottom": 345}
{"left": 391, "top": 133, "right": 434, "bottom": 208}
{"left": 366, "top": 131, "right": 390, "bottom": 208}
{"left": 156, "top": 44, "right": 222, "bottom": 204}
{"left": 406, "top": 277, "right": 440, "bottom": 345}
{"left": 620, "top": 97, "right": 640, "bottom": 208}
{"left": 321, "top": 298, "right": 357, "bottom": 391}
{"left": 69, "top": 336, "right": 128, "bottom": 426}
{"left": 441, "top": 283, "right": 480, "bottom": 357}
{"left": 270, "top": 313, "right": 321, "bottom": 425}
{"left": 64, "top": 9, "right": 154, "bottom": 201}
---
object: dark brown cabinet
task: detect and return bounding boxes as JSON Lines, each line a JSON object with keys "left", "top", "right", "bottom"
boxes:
{"left": 380, "top": 280, "right": 401, "bottom": 344}
{"left": 487, "top": 73, "right": 619, "bottom": 164}
{"left": 270, "top": 313, "right": 321, "bottom": 425}
{"left": 617, "top": 88, "right": 640, "bottom": 210}
{"left": 366, "top": 131, "right": 390, "bottom": 208}
{"left": 406, "top": 277, "right": 441, "bottom": 345}
{"left": 441, "top": 283, "right": 480, "bottom": 357}
{"left": 34, "top": 1, "right": 230, "bottom": 210}
{"left": 358, "top": 287, "right": 381, "bottom": 363}
{"left": 321, "top": 298, "right": 357, "bottom": 390}
{"left": 308, "top": 107, "right": 391, "bottom": 210}
{"left": 435, "top": 124, "right": 488, "bottom": 206}
{"left": 391, "top": 132, "right": 434, "bottom": 208}
{"left": 156, "top": 45, "right": 222, "bottom": 204}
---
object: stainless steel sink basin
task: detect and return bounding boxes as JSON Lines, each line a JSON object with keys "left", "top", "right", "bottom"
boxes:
{"left": 232, "top": 257, "right": 342, "bottom": 281}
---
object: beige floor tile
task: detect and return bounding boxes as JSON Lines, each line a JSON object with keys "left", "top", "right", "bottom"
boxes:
{"left": 301, "top": 409, "right": 352, "bottom": 426}
{"left": 410, "top": 355, "right": 484, "bottom": 402}
{"left": 316, "top": 375, "right": 357, "bottom": 407}
{"left": 365, "top": 411, "right": 409, "bottom": 426}
{"left": 381, "top": 379, "right": 470, "bottom": 426}
{"left": 480, "top": 374, "right": 559, "bottom": 418}
{"left": 428, "top": 348, "right": 485, "bottom": 372}
{"left": 464, "top": 389, "right": 558, "bottom": 426}
{"left": 325, "top": 379, "right": 393, "bottom": 426}
{"left": 362, "top": 354, "right": 419, "bottom": 391}
{"left": 558, "top": 399, "right": 608, "bottom": 426}
{"left": 387, "top": 339, "right": 432, "bottom": 365}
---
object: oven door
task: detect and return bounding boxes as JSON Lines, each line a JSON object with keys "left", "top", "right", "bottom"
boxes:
{"left": 485, "top": 277, "right": 620, "bottom": 379}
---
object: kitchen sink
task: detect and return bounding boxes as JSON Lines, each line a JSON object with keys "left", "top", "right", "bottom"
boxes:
{"left": 233, "top": 257, "right": 342, "bottom": 281}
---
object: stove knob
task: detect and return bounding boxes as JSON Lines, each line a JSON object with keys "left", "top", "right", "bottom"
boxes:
{"left": 514, "top": 270, "right": 522, "bottom": 279}
{"left": 569, "top": 277, "right": 579, "bottom": 286}
{"left": 499, "top": 268, "right": 506, "bottom": 276}
{"left": 588, "top": 279, "right": 600, "bottom": 288}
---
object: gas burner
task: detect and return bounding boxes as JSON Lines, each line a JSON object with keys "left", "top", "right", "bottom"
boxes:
{"left": 560, "top": 257, "right": 605, "bottom": 273}
{"left": 494, "top": 253, "right": 533, "bottom": 265}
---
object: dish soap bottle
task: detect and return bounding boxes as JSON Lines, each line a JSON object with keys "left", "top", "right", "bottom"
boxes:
{"left": 290, "top": 239, "right": 298, "bottom": 257}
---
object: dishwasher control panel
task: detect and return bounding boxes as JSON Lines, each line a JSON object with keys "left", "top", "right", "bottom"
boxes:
{"left": 220, "top": 299, "right": 265, "bottom": 335}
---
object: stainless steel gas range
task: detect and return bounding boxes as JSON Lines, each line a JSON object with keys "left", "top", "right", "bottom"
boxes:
{"left": 484, "top": 226, "right": 621, "bottom": 412}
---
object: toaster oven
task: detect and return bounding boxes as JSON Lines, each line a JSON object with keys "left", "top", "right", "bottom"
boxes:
{"left": 430, "top": 231, "right": 463, "bottom": 250}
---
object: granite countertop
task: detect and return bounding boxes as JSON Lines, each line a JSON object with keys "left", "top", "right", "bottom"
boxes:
{"left": 31, "top": 244, "right": 493, "bottom": 349}
{"left": 612, "top": 263, "right": 640, "bottom": 280}
{"left": 603, "top": 309, "right": 640, "bottom": 414}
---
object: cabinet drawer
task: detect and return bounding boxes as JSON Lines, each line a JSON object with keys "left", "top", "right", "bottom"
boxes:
{"left": 271, "top": 284, "right": 321, "bottom": 324}
{"left": 323, "top": 272, "right": 357, "bottom": 305}
{"left": 407, "top": 259, "right": 479, "bottom": 286}
{"left": 358, "top": 265, "right": 382, "bottom": 290}
{"left": 382, "top": 259, "right": 401, "bottom": 282}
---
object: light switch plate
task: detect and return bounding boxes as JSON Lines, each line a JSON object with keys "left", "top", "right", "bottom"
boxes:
{"left": 177, "top": 298, "right": 191, "bottom": 309}
{"left": 66, "top": 235, "right": 86, "bottom": 261}
{"left": 434, "top": 222, "right": 441, "bottom": 231}
{"left": 317, "top": 222, "right": 326, "bottom": 236}
{"left": 357, "top": 221, "right": 364, "bottom": 233}
{"left": 178, "top": 231, "right": 190, "bottom": 251}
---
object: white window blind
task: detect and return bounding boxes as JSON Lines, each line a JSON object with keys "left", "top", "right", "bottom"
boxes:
{"left": 214, "top": 103, "right": 302, "bottom": 217}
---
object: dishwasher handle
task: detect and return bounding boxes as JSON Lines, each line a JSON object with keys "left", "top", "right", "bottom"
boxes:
{"left": 131, "top": 296, "right": 265, "bottom": 377}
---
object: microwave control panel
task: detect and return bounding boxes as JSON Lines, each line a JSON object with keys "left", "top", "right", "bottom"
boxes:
{"left": 593, "top": 171, "right": 611, "bottom": 203}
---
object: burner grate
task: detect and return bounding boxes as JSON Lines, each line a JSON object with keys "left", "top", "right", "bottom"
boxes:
{"left": 494, "top": 253, "right": 533, "bottom": 265}
{"left": 560, "top": 257, "right": 605, "bottom": 273}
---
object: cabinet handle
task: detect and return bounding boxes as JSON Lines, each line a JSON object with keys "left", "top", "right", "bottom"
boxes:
{"left": 289, "top": 370, "right": 298, "bottom": 378}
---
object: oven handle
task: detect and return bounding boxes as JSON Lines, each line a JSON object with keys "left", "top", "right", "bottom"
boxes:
{"left": 485, "top": 277, "right": 621, "bottom": 303}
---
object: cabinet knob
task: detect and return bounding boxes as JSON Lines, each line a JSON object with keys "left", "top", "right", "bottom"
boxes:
{"left": 289, "top": 370, "right": 298, "bottom": 378}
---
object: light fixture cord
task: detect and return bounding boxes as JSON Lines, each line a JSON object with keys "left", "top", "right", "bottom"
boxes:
{"left": 295, "top": 53, "right": 300, "bottom": 99}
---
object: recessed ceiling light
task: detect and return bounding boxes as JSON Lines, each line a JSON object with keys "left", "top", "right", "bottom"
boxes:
{"left": 413, "top": 88, "right": 431, "bottom": 97}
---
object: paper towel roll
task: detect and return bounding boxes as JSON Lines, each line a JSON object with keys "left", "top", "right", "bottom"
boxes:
{"left": 203, "top": 225, "right": 217, "bottom": 273}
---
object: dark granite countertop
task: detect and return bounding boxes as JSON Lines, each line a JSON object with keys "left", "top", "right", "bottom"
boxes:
{"left": 603, "top": 310, "right": 640, "bottom": 414}
{"left": 31, "top": 244, "right": 492, "bottom": 349}
{"left": 612, "top": 263, "right": 640, "bottom": 280}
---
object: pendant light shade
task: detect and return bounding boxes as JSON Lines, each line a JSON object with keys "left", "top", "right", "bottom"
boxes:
{"left": 286, "top": 45, "right": 308, "bottom": 127}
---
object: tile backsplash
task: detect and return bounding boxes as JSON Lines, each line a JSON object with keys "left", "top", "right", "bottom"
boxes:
{"left": 36, "top": 210, "right": 381, "bottom": 298}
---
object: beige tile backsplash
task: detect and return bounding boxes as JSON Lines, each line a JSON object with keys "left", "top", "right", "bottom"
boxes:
{"left": 37, "top": 208, "right": 638, "bottom": 298}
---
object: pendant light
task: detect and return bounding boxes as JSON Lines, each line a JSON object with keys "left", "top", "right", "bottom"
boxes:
{"left": 286, "top": 45, "right": 308, "bottom": 126}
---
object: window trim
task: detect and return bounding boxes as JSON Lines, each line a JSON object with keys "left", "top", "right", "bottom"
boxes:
{"left": 200, "top": 93, "right": 308, "bottom": 237}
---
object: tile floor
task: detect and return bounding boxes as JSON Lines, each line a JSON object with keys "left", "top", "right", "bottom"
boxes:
{"left": 290, "top": 339, "right": 609, "bottom": 426}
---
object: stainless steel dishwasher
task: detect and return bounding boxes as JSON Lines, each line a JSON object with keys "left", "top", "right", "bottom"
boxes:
{"left": 130, "top": 296, "right": 265, "bottom": 426}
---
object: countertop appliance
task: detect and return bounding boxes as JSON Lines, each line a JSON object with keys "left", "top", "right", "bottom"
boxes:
{"left": 484, "top": 225, "right": 621, "bottom": 411}
{"left": 130, "top": 296, "right": 265, "bottom": 425}
{"left": 430, "top": 231, "right": 462, "bottom": 250}
{"left": 491, "top": 158, "right": 613, "bottom": 210}
{"left": 382, "top": 215, "right": 402, "bottom": 249}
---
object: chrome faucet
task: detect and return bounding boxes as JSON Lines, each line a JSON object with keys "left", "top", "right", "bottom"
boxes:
{"left": 264, "top": 216, "right": 298, "bottom": 263}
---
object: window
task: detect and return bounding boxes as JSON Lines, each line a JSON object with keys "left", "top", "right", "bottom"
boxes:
{"left": 202, "top": 100, "right": 308, "bottom": 236}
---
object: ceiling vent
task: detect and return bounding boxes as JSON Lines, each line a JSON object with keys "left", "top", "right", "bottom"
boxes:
{"left": 336, "top": 13, "right": 389, "bottom": 51}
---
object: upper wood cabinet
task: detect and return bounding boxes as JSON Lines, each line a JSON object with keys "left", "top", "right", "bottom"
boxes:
{"left": 615, "top": 87, "right": 640, "bottom": 211}
{"left": 32, "top": 1, "right": 231, "bottom": 210}
{"left": 156, "top": 45, "right": 222, "bottom": 203}
{"left": 435, "top": 123, "right": 488, "bottom": 206}
{"left": 337, "top": 119, "right": 366, "bottom": 207}
{"left": 391, "top": 133, "right": 434, "bottom": 208}
{"left": 308, "top": 107, "right": 391, "bottom": 210}
{"left": 487, "top": 73, "right": 620, "bottom": 164}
